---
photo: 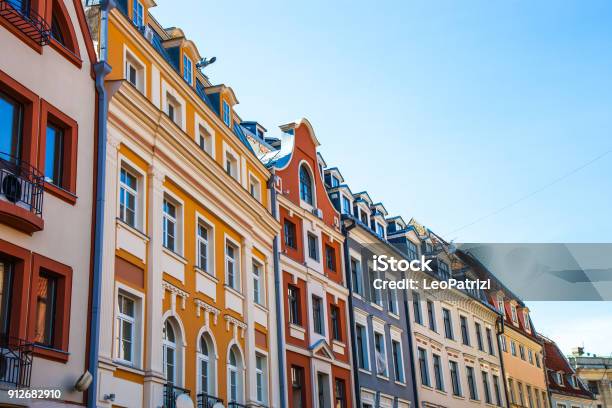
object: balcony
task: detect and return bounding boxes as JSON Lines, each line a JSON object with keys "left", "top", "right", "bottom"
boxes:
{"left": 0, "top": 0, "right": 51, "bottom": 45}
{"left": 0, "top": 336, "right": 34, "bottom": 388}
{"left": 163, "top": 383, "right": 190, "bottom": 408}
{"left": 227, "top": 402, "right": 248, "bottom": 408}
{"left": 0, "top": 153, "right": 44, "bottom": 233}
{"left": 197, "top": 393, "right": 223, "bottom": 408}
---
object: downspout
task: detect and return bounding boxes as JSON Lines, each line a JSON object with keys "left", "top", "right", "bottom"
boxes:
{"left": 495, "top": 315, "right": 511, "bottom": 408}
{"left": 88, "top": 1, "right": 113, "bottom": 407}
{"left": 400, "top": 268, "right": 419, "bottom": 408}
{"left": 268, "top": 171, "right": 287, "bottom": 408}
{"left": 340, "top": 218, "right": 360, "bottom": 408}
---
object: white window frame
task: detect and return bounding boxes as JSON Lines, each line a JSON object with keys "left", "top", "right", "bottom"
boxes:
{"left": 390, "top": 329, "right": 405, "bottom": 384}
{"left": 225, "top": 236, "right": 241, "bottom": 292}
{"left": 114, "top": 284, "right": 144, "bottom": 368}
{"left": 118, "top": 163, "right": 140, "bottom": 229}
{"left": 252, "top": 257, "right": 265, "bottom": 306}
{"left": 194, "top": 113, "right": 215, "bottom": 158}
{"left": 222, "top": 142, "right": 240, "bottom": 182}
{"left": 373, "top": 324, "right": 388, "bottom": 378}
{"left": 132, "top": 0, "right": 144, "bottom": 27}
{"left": 355, "top": 311, "right": 371, "bottom": 372}
{"left": 163, "top": 197, "right": 178, "bottom": 252}
{"left": 183, "top": 54, "right": 193, "bottom": 85}
{"left": 161, "top": 81, "right": 186, "bottom": 130}
{"left": 222, "top": 100, "right": 231, "bottom": 126}
{"left": 123, "top": 45, "right": 146, "bottom": 95}
{"left": 163, "top": 320, "right": 178, "bottom": 384}
{"left": 197, "top": 332, "right": 216, "bottom": 395}
{"left": 249, "top": 172, "right": 262, "bottom": 201}
{"left": 195, "top": 214, "right": 214, "bottom": 274}
{"left": 255, "top": 352, "right": 268, "bottom": 404}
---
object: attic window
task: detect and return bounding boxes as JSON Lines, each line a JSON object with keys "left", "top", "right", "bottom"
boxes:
{"left": 132, "top": 0, "right": 144, "bottom": 27}
{"left": 222, "top": 101, "right": 231, "bottom": 127}
{"left": 523, "top": 312, "right": 531, "bottom": 331}
{"left": 554, "top": 372, "right": 564, "bottom": 386}
{"left": 183, "top": 54, "right": 193, "bottom": 85}
{"left": 331, "top": 176, "right": 339, "bottom": 187}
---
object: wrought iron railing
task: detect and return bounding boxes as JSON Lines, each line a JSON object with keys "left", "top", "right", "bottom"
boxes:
{"left": 163, "top": 383, "right": 190, "bottom": 408}
{"left": 0, "top": 335, "right": 34, "bottom": 388}
{"left": 197, "top": 392, "right": 223, "bottom": 408}
{"left": 228, "top": 402, "right": 248, "bottom": 408}
{"left": 0, "top": 152, "right": 44, "bottom": 216}
{"left": 0, "top": 0, "right": 50, "bottom": 45}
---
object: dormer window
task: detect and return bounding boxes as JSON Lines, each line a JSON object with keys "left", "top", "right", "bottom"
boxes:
{"left": 222, "top": 101, "right": 231, "bottom": 127}
{"left": 376, "top": 223, "right": 385, "bottom": 238}
{"left": 523, "top": 311, "right": 531, "bottom": 331}
{"left": 497, "top": 296, "right": 504, "bottom": 313}
{"left": 554, "top": 372, "right": 563, "bottom": 386}
{"left": 299, "top": 165, "right": 313, "bottom": 205}
{"left": 331, "top": 176, "right": 339, "bottom": 187}
{"left": 341, "top": 196, "right": 351, "bottom": 215}
{"left": 511, "top": 305, "right": 518, "bottom": 323}
{"left": 132, "top": 0, "right": 144, "bottom": 27}
{"left": 183, "top": 55, "right": 193, "bottom": 85}
{"left": 359, "top": 209, "right": 368, "bottom": 225}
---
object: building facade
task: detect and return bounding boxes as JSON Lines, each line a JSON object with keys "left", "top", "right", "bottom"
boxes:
{"left": 325, "top": 168, "right": 417, "bottom": 408}
{"left": 569, "top": 350, "right": 612, "bottom": 408}
{"left": 0, "top": 0, "right": 97, "bottom": 405}
{"left": 86, "top": 2, "right": 280, "bottom": 407}
{"left": 388, "top": 220, "right": 506, "bottom": 408}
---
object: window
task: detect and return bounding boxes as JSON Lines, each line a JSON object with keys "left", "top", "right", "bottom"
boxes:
{"left": 517, "top": 382, "right": 525, "bottom": 406}
{"left": 34, "top": 273, "right": 57, "bottom": 346}
{"left": 374, "top": 332, "right": 388, "bottom": 376}
{"left": 443, "top": 308, "right": 454, "bottom": 339}
{"left": 225, "top": 241, "right": 239, "bottom": 291}
{"left": 299, "top": 165, "right": 314, "bottom": 205}
{"left": 125, "top": 51, "right": 145, "bottom": 93}
{"left": 249, "top": 175, "right": 261, "bottom": 201}
{"left": 482, "top": 371, "right": 492, "bottom": 404}
{"left": 407, "top": 241, "right": 418, "bottom": 260}
{"left": 427, "top": 300, "right": 436, "bottom": 331}
{"left": 450, "top": 360, "right": 461, "bottom": 396}
{"left": 252, "top": 261, "right": 263, "bottom": 305}
{"left": 460, "top": 315, "right": 470, "bottom": 345}
{"left": 528, "top": 349, "right": 534, "bottom": 364}
{"left": 197, "top": 334, "right": 215, "bottom": 394}
{"left": 183, "top": 54, "right": 193, "bottom": 85}
{"left": 331, "top": 176, "right": 339, "bottom": 187}
{"left": 330, "top": 305, "right": 341, "bottom": 341}
{"left": 508, "top": 379, "right": 516, "bottom": 404}
{"left": 116, "top": 293, "right": 135, "bottom": 364}
{"left": 587, "top": 380, "right": 599, "bottom": 395}
{"left": 350, "top": 258, "right": 362, "bottom": 295}
{"left": 222, "top": 101, "right": 231, "bottom": 126}
{"left": 307, "top": 233, "right": 319, "bottom": 261}
{"left": 283, "top": 220, "right": 297, "bottom": 249}
{"left": 291, "top": 366, "right": 305, "bottom": 408}
{"left": 228, "top": 346, "right": 243, "bottom": 403}
{"left": 341, "top": 196, "right": 351, "bottom": 215}
{"left": 163, "top": 199, "right": 177, "bottom": 251}
{"left": 196, "top": 221, "right": 211, "bottom": 273}
{"left": 356, "top": 324, "right": 369, "bottom": 370}
{"left": 433, "top": 354, "right": 444, "bottom": 391}
{"left": 198, "top": 125, "right": 212, "bottom": 155}
{"left": 376, "top": 222, "right": 385, "bottom": 238}
{"left": 312, "top": 295, "right": 324, "bottom": 335}
{"left": 0, "top": 260, "right": 13, "bottom": 338}
{"left": 44, "top": 124, "right": 64, "bottom": 186}
{"left": 553, "top": 372, "right": 564, "bottom": 385}
{"left": 438, "top": 260, "right": 450, "bottom": 280}
{"left": 388, "top": 287, "right": 398, "bottom": 315}
{"left": 132, "top": 0, "right": 143, "bottom": 27}
{"left": 166, "top": 93, "right": 180, "bottom": 124}
{"left": 413, "top": 291, "right": 422, "bottom": 324}
{"left": 524, "top": 311, "right": 531, "bottom": 331}
{"left": 519, "top": 344, "right": 526, "bottom": 360}
{"left": 475, "top": 322, "right": 483, "bottom": 351}
{"left": 255, "top": 354, "right": 266, "bottom": 403}
{"left": 370, "top": 268, "right": 382, "bottom": 307}
{"left": 527, "top": 385, "right": 534, "bottom": 408}
{"left": 392, "top": 340, "right": 405, "bottom": 383}
{"left": 288, "top": 285, "right": 301, "bottom": 325}
{"left": 501, "top": 335, "right": 507, "bottom": 352}
{"left": 225, "top": 151, "right": 238, "bottom": 180}
{"left": 334, "top": 379, "right": 346, "bottom": 408}
{"left": 493, "top": 375, "right": 502, "bottom": 406}
{"left": 325, "top": 245, "right": 336, "bottom": 272}
{"left": 0, "top": 91, "right": 23, "bottom": 160}
{"left": 163, "top": 320, "right": 177, "bottom": 384}
{"left": 119, "top": 167, "right": 138, "bottom": 227}
{"left": 497, "top": 296, "right": 504, "bottom": 313}
{"left": 511, "top": 305, "right": 518, "bottom": 323}
{"left": 511, "top": 340, "right": 517, "bottom": 356}
{"left": 486, "top": 328, "right": 495, "bottom": 355}
{"left": 467, "top": 366, "right": 478, "bottom": 400}
{"left": 417, "top": 347, "right": 430, "bottom": 386}
{"left": 359, "top": 208, "right": 369, "bottom": 225}
{"left": 535, "top": 352, "right": 541, "bottom": 367}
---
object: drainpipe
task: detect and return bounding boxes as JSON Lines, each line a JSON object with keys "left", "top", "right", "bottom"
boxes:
{"left": 400, "top": 268, "right": 419, "bottom": 408}
{"left": 268, "top": 171, "right": 287, "bottom": 408}
{"left": 495, "top": 315, "right": 511, "bottom": 408}
{"left": 340, "top": 218, "right": 360, "bottom": 408}
{"left": 88, "top": 1, "right": 113, "bottom": 407}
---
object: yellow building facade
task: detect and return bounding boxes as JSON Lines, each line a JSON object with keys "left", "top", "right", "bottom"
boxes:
{"left": 86, "top": 2, "right": 280, "bottom": 407}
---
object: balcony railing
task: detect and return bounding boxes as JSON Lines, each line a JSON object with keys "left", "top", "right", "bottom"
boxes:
{"left": 0, "top": 0, "right": 51, "bottom": 45}
{"left": 197, "top": 392, "right": 223, "bottom": 408}
{"left": 0, "top": 336, "right": 34, "bottom": 388}
{"left": 228, "top": 402, "right": 248, "bottom": 408}
{"left": 0, "top": 152, "right": 44, "bottom": 216}
{"left": 163, "top": 383, "right": 190, "bottom": 408}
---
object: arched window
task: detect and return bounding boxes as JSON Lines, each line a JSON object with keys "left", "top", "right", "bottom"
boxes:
{"left": 49, "top": 0, "right": 79, "bottom": 53}
{"left": 197, "top": 333, "right": 215, "bottom": 395}
{"left": 163, "top": 320, "right": 176, "bottom": 384}
{"left": 299, "top": 164, "right": 313, "bottom": 205}
{"left": 227, "top": 345, "right": 244, "bottom": 403}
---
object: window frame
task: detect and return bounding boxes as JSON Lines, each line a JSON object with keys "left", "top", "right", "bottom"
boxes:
{"left": 222, "top": 100, "right": 231, "bottom": 127}
{"left": 195, "top": 215, "right": 214, "bottom": 275}
{"left": 312, "top": 294, "right": 324, "bottom": 335}
{"left": 287, "top": 285, "right": 301, "bottom": 326}
{"left": 183, "top": 53, "right": 193, "bottom": 85}
{"left": 252, "top": 258, "right": 264, "bottom": 306}
{"left": 225, "top": 237, "right": 240, "bottom": 292}
{"left": 307, "top": 233, "right": 319, "bottom": 261}
{"left": 123, "top": 45, "right": 146, "bottom": 95}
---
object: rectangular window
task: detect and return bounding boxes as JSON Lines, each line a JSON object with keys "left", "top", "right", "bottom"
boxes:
{"left": 325, "top": 245, "right": 336, "bottom": 272}
{"left": 253, "top": 261, "right": 263, "bottom": 305}
{"left": 288, "top": 285, "right": 301, "bottom": 325}
{"left": 536, "top": 352, "right": 541, "bottom": 367}
{"left": 427, "top": 300, "right": 436, "bottom": 331}
{"left": 467, "top": 366, "right": 478, "bottom": 400}
{"left": 493, "top": 375, "right": 502, "bottom": 406}
{"left": 0, "top": 91, "right": 24, "bottom": 161}
{"left": 388, "top": 287, "right": 398, "bottom": 315}
{"left": 330, "top": 305, "right": 341, "bottom": 341}
{"left": 511, "top": 340, "right": 517, "bottom": 356}
{"left": 291, "top": 366, "right": 305, "bottom": 408}
{"left": 450, "top": 360, "right": 461, "bottom": 396}
{"left": 283, "top": 220, "right": 297, "bottom": 249}
{"left": 350, "top": 258, "right": 362, "bottom": 295}
{"left": 198, "top": 125, "right": 212, "bottom": 155}
{"left": 307, "top": 233, "right": 318, "bottom": 261}
{"left": 369, "top": 269, "right": 382, "bottom": 306}
{"left": 34, "top": 273, "right": 57, "bottom": 346}
{"left": 375, "top": 332, "right": 388, "bottom": 376}
{"left": 392, "top": 340, "right": 405, "bottom": 383}
{"left": 438, "top": 260, "right": 450, "bottom": 279}
{"left": 407, "top": 241, "right": 418, "bottom": 260}
{"left": 132, "top": 0, "right": 143, "bottom": 27}
{"left": 341, "top": 196, "right": 351, "bottom": 215}
{"left": 119, "top": 167, "right": 138, "bottom": 227}
{"left": 256, "top": 354, "right": 266, "bottom": 403}
{"left": 475, "top": 322, "right": 483, "bottom": 351}
{"left": 527, "top": 385, "right": 534, "bottom": 408}
{"left": 433, "top": 354, "right": 444, "bottom": 391}
{"left": 517, "top": 381, "right": 525, "bottom": 406}
{"left": 224, "top": 152, "right": 238, "bottom": 180}
{"left": 183, "top": 54, "right": 193, "bottom": 85}
{"left": 528, "top": 349, "right": 534, "bottom": 364}
{"left": 334, "top": 379, "right": 346, "bottom": 408}
{"left": 162, "top": 199, "right": 177, "bottom": 251}
{"left": 418, "top": 347, "right": 430, "bottom": 386}
{"left": 508, "top": 379, "right": 516, "bottom": 404}
{"left": 482, "top": 371, "right": 492, "bottom": 404}
{"left": 413, "top": 291, "right": 422, "bottom": 324}
{"left": 486, "top": 327, "right": 495, "bottom": 355}
{"left": 443, "top": 308, "right": 454, "bottom": 339}
{"left": 225, "top": 241, "right": 239, "bottom": 291}
{"left": 356, "top": 324, "right": 369, "bottom": 370}
{"left": 222, "top": 100, "right": 231, "bottom": 126}
{"left": 376, "top": 222, "right": 385, "bottom": 238}
{"left": 519, "top": 344, "right": 526, "bottom": 360}
{"left": 460, "top": 315, "right": 470, "bottom": 345}
{"left": 117, "top": 293, "right": 135, "bottom": 363}
{"left": 196, "top": 221, "right": 210, "bottom": 273}
{"left": 249, "top": 176, "right": 261, "bottom": 201}
{"left": 44, "top": 124, "right": 64, "bottom": 186}
{"left": 501, "top": 335, "right": 507, "bottom": 352}
{"left": 312, "top": 295, "right": 324, "bottom": 335}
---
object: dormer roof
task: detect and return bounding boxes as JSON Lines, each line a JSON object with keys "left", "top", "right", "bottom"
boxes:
{"left": 387, "top": 216, "right": 407, "bottom": 229}
{"left": 353, "top": 191, "right": 373, "bottom": 206}
{"left": 205, "top": 84, "right": 239, "bottom": 106}
{"left": 324, "top": 167, "right": 345, "bottom": 183}
{"left": 371, "top": 202, "right": 388, "bottom": 218}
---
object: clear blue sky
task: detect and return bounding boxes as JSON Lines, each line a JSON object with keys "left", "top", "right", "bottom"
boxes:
{"left": 152, "top": 0, "right": 612, "bottom": 355}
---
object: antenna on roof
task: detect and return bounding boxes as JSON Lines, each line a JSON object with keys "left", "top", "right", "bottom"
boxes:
{"left": 197, "top": 57, "right": 217, "bottom": 69}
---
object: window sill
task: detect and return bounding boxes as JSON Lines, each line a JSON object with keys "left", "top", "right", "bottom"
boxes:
{"left": 254, "top": 302, "right": 268, "bottom": 313}
{"left": 113, "top": 360, "right": 145, "bottom": 375}
{"left": 116, "top": 218, "right": 149, "bottom": 240}
{"left": 332, "top": 339, "right": 345, "bottom": 348}
{"left": 195, "top": 266, "right": 218, "bottom": 282}
{"left": 289, "top": 323, "right": 306, "bottom": 333}
{"left": 371, "top": 303, "right": 384, "bottom": 312}
{"left": 224, "top": 284, "right": 244, "bottom": 299}
{"left": 44, "top": 182, "right": 77, "bottom": 205}
{"left": 49, "top": 38, "right": 82, "bottom": 69}
{"left": 163, "top": 247, "right": 187, "bottom": 264}
{"left": 358, "top": 368, "right": 372, "bottom": 375}
{"left": 33, "top": 344, "right": 69, "bottom": 363}
{"left": 388, "top": 312, "right": 400, "bottom": 320}
{"left": 376, "top": 374, "right": 390, "bottom": 381}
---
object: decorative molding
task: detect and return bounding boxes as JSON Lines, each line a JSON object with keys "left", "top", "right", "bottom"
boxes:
{"left": 162, "top": 280, "right": 188, "bottom": 310}
{"left": 224, "top": 314, "right": 247, "bottom": 340}
{"left": 194, "top": 298, "right": 220, "bottom": 326}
